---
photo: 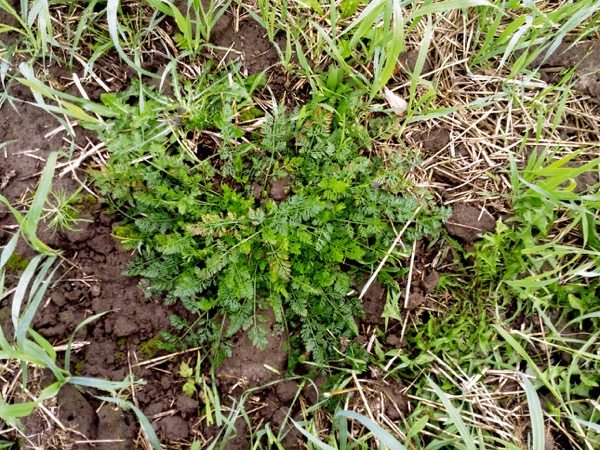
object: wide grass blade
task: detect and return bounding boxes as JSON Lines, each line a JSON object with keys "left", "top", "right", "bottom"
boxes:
{"left": 428, "top": 378, "right": 477, "bottom": 450}
{"left": 69, "top": 376, "right": 140, "bottom": 391}
{"left": 335, "top": 410, "right": 407, "bottom": 450}
{"left": 291, "top": 419, "right": 337, "bottom": 450}
{"left": 17, "top": 257, "right": 57, "bottom": 344}
{"left": 96, "top": 395, "right": 163, "bottom": 450}
{"left": 0, "top": 232, "right": 20, "bottom": 270}
{"left": 521, "top": 374, "right": 545, "bottom": 450}
{"left": 106, "top": 0, "right": 157, "bottom": 78}
{"left": 0, "top": 401, "right": 37, "bottom": 420}
{"left": 0, "top": 151, "right": 60, "bottom": 254}
{"left": 64, "top": 311, "right": 110, "bottom": 372}
{"left": 11, "top": 255, "right": 42, "bottom": 332}
{"left": 17, "top": 64, "right": 109, "bottom": 123}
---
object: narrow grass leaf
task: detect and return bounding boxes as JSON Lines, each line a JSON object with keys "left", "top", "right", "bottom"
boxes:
{"left": 28, "top": 328, "right": 56, "bottom": 362}
{"left": 408, "top": 0, "right": 493, "bottom": 20}
{"left": 0, "top": 401, "right": 37, "bottom": 420}
{"left": 494, "top": 325, "right": 561, "bottom": 400}
{"left": 374, "top": 0, "right": 404, "bottom": 93}
{"left": 406, "top": 415, "right": 429, "bottom": 442}
{"left": 21, "top": 339, "right": 65, "bottom": 380}
{"left": 70, "top": 376, "right": 139, "bottom": 391}
{"left": 428, "top": 378, "right": 476, "bottom": 450}
{"left": 17, "top": 257, "right": 57, "bottom": 345}
{"left": 543, "top": 1, "right": 600, "bottom": 62}
{"left": 18, "top": 151, "right": 59, "bottom": 254}
{"left": 17, "top": 63, "right": 114, "bottom": 118}
{"left": 0, "top": 0, "right": 30, "bottom": 36}
{"left": 291, "top": 419, "right": 337, "bottom": 450}
{"left": 145, "top": 0, "right": 173, "bottom": 16}
{"left": 342, "top": 0, "right": 386, "bottom": 43}
{"left": 11, "top": 255, "right": 42, "bottom": 331}
{"left": 521, "top": 374, "right": 545, "bottom": 450}
{"left": 106, "top": 0, "right": 157, "bottom": 78}
{"left": 96, "top": 395, "right": 162, "bottom": 450}
{"left": 312, "top": 22, "right": 358, "bottom": 78}
{"left": 499, "top": 15, "right": 533, "bottom": 69}
{"left": 335, "top": 410, "right": 406, "bottom": 449}
{"left": 407, "top": 14, "right": 433, "bottom": 106}
{"left": 65, "top": 311, "right": 110, "bottom": 372}
{"left": 573, "top": 418, "right": 600, "bottom": 433}
{"left": 0, "top": 232, "right": 19, "bottom": 270}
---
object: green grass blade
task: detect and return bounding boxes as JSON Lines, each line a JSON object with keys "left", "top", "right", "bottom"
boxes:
{"left": 373, "top": 0, "right": 405, "bottom": 94}
{"left": 292, "top": 419, "right": 337, "bottom": 450}
{"left": 342, "top": 0, "right": 386, "bottom": 42}
{"left": 65, "top": 311, "right": 110, "bottom": 372}
{"left": 106, "top": 0, "right": 157, "bottom": 78}
{"left": 494, "top": 325, "right": 561, "bottom": 400}
{"left": 69, "top": 376, "right": 140, "bottom": 391}
{"left": 0, "top": 401, "right": 37, "bottom": 420}
{"left": 335, "top": 410, "right": 406, "bottom": 450}
{"left": 573, "top": 418, "right": 600, "bottom": 433}
{"left": 0, "top": 0, "right": 32, "bottom": 38}
{"left": 27, "top": 328, "right": 56, "bottom": 363}
{"left": 11, "top": 255, "right": 43, "bottom": 332}
{"left": 96, "top": 395, "right": 163, "bottom": 450}
{"left": 408, "top": 0, "right": 493, "bottom": 19}
{"left": 428, "top": 378, "right": 477, "bottom": 450}
{"left": 17, "top": 257, "right": 57, "bottom": 344}
{"left": 18, "top": 151, "right": 59, "bottom": 254}
{"left": 0, "top": 232, "right": 20, "bottom": 270}
{"left": 21, "top": 340, "right": 64, "bottom": 379}
{"left": 406, "top": 14, "right": 433, "bottom": 107}
{"left": 521, "top": 374, "right": 545, "bottom": 450}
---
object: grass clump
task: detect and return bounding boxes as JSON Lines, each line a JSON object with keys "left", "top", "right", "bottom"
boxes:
{"left": 92, "top": 70, "right": 446, "bottom": 361}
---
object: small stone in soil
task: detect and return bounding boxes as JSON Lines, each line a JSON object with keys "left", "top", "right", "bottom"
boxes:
{"left": 176, "top": 394, "right": 199, "bottom": 416}
{"left": 88, "top": 233, "right": 116, "bottom": 255}
{"left": 96, "top": 405, "right": 135, "bottom": 450}
{"left": 421, "top": 270, "right": 440, "bottom": 293}
{"left": 361, "top": 279, "right": 386, "bottom": 325}
{"left": 386, "top": 334, "right": 406, "bottom": 348}
{"left": 57, "top": 385, "right": 96, "bottom": 439}
{"left": 113, "top": 316, "right": 139, "bottom": 337}
{"left": 406, "top": 291, "right": 426, "bottom": 310}
{"left": 50, "top": 291, "right": 66, "bottom": 306}
{"left": 271, "top": 406, "right": 290, "bottom": 427}
{"left": 302, "top": 375, "right": 326, "bottom": 404}
{"left": 445, "top": 204, "right": 496, "bottom": 243}
{"left": 276, "top": 380, "right": 299, "bottom": 403}
{"left": 269, "top": 174, "right": 292, "bottom": 201}
{"left": 159, "top": 415, "right": 190, "bottom": 440}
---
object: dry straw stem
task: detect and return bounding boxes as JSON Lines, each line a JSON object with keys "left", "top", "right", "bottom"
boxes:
{"left": 359, "top": 204, "right": 423, "bottom": 300}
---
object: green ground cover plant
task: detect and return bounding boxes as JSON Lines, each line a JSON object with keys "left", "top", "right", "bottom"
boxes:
{"left": 92, "top": 71, "right": 447, "bottom": 362}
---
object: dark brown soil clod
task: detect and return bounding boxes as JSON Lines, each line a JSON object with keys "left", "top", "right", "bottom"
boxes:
{"left": 445, "top": 203, "right": 496, "bottom": 243}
